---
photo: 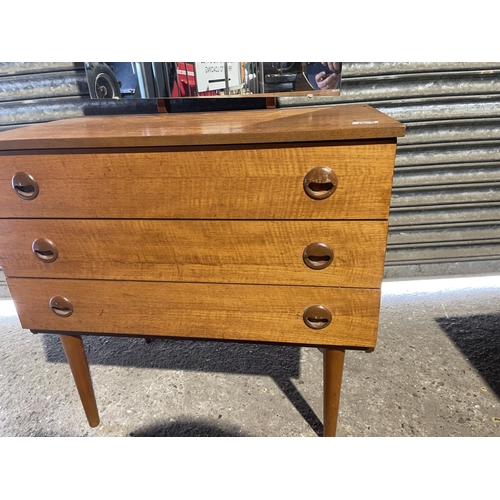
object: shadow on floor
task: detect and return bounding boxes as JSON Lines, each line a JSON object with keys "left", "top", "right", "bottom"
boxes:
{"left": 41, "top": 334, "right": 323, "bottom": 436}
{"left": 436, "top": 313, "right": 500, "bottom": 397}
{"left": 130, "top": 418, "right": 248, "bottom": 437}
{"left": 42, "top": 334, "right": 301, "bottom": 378}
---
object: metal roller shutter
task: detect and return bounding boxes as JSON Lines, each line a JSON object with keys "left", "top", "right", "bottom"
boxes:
{"left": 279, "top": 62, "right": 500, "bottom": 279}
{"left": 0, "top": 62, "right": 88, "bottom": 132}
{"left": 0, "top": 62, "right": 156, "bottom": 132}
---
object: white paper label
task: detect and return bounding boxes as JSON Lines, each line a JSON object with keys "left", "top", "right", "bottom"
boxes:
{"left": 194, "top": 62, "right": 241, "bottom": 92}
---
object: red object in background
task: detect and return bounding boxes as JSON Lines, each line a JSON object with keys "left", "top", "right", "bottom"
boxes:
{"left": 175, "top": 62, "right": 196, "bottom": 96}
{"left": 172, "top": 63, "right": 217, "bottom": 97}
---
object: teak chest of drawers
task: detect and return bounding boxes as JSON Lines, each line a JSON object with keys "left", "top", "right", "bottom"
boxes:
{"left": 0, "top": 104, "right": 405, "bottom": 436}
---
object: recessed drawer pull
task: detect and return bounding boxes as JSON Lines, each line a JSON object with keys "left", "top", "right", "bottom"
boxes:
{"left": 32, "top": 238, "right": 58, "bottom": 263}
{"left": 303, "top": 304, "right": 332, "bottom": 330}
{"left": 303, "top": 167, "right": 338, "bottom": 200}
{"left": 49, "top": 296, "right": 73, "bottom": 317}
{"left": 303, "top": 242, "right": 334, "bottom": 270}
{"left": 11, "top": 172, "right": 39, "bottom": 200}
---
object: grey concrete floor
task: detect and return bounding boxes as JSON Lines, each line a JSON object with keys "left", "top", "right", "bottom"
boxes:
{"left": 0, "top": 275, "right": 499, "bottom": 437}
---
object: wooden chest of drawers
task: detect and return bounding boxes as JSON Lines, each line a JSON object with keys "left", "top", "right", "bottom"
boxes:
{"left": 0, "top": 104, "right": 405, "bottom": 436}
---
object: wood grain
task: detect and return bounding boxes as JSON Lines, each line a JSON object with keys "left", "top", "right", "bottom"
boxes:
{"left": 323, "top": 347, "right": 345, "bottom": 437}
{"left": 59, "top": 334, "right": 100, "bottom": 427}
{"left": 0, "top": 104, "right": 405, "bottom": 150}
{"left": 8, "top": 278, "right": 381, "bottom": 348}
{"left": 0, "top": 220, "right": 388, "bottom": 288}
{"left": 0, "top": 143, "right": 397, "bottom": 219}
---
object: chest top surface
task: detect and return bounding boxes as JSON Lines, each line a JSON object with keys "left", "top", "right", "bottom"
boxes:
{"left": 0, "top": 104, "right": 405, "bottom": 151}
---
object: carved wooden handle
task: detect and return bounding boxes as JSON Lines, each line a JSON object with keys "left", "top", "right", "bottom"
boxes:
{"left": 12, "top": 172, "right": 39, "bottom": 200}
{"left": 303, "top": 167, "right": 337, "bottom": 200}
{"left": 32, "top": 238, "right": 58, "bottom": 263}
{"left": 303, "top": 304, "right": 332, "bottom": 329}
{"left": 303, "top": 242, "right": 334, "bottom": 270}
{"left": 49, "top": 296, "right": 73, "bottom": 317}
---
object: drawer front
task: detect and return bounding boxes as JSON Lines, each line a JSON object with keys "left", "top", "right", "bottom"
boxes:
{"left": 8, "top": 278, "right": 381, "bottom": 348}
{"left": 0, "top": 220, "right": 388, "bottom": 288}
{"left": 0, "top": 143, "right": 396, "bottom": 219}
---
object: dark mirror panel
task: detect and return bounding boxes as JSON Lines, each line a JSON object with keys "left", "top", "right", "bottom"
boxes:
{"left": 85, "top": 62, "right": 342, "bottom": 100}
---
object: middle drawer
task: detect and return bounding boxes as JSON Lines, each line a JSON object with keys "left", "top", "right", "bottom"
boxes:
{"left": 0, "top": 220, "right": 388, "bottom": 288}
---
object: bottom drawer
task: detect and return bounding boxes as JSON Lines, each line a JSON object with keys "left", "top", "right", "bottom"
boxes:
{"left": 8, "top": 278, "right": 382, "bottom": 348}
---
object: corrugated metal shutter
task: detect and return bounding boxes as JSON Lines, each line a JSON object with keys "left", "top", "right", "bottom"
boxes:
{"left": 0, "top": 62, "right": 156, "bottom": 132}
{"left": 279, "top": 62, "right": 500, "bottom": 279}
{"left": 1, "top": 62, "right": 499, "bottom": 280}
{"left": 0, "top": 62, "right": 88, "bottom": 132}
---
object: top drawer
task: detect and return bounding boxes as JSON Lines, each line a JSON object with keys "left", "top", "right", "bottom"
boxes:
{"left": 0, "top": 142, "right": 396, "bottom": 219}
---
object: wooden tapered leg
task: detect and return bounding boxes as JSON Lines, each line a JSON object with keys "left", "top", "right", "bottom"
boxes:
{"left": 60, "top": 334, "right": 100, "bottom": 427}
{"left": 323, "top": 347, "right": 345, "bottom": 437}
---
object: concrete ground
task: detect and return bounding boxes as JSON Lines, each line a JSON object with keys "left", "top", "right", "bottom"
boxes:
{"left": 0, "top": 275, "right": 499, "bottom": 437}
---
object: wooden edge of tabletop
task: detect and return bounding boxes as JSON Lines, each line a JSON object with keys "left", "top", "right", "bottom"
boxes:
{"left": 0, "top": 104, "right": 406, "bottom": 151}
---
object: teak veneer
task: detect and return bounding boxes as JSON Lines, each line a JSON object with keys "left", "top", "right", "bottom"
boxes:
{"left": 0, "top": 104, "right": 405, "bottom": 436}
